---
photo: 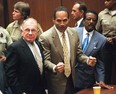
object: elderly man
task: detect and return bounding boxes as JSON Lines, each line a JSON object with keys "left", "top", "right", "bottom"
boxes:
{"left": 5, "top": 18, "right": 45, "bottom": 94}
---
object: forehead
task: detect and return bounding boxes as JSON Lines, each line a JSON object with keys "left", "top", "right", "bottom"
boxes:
{"left": 74, "top": 3, "right": 80, "bottom": 9}
{"left": 55, "top": 11, "right": 68, "bottom": 19}
{"left": 73, "top": 3, "right": 80, "bottom": 10}
{"left": 14, "top": 8, "right": 21, "bottom": 12}
{"left": 23, "top": 20, "right": 37, "bottom": 28}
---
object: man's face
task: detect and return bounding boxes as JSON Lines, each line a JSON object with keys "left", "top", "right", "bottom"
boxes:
{"left": 105, "top": 0, "right": 116, "bottom": 9}
{"left": 84, "top": 13, "right": 97, "bottom": 32}
{"left": 12, "top": 8, "right": 24, "bottom": 20}
{"left": 21, "top": 20, "right": 38, "bottom": 43}
{"left": 53, "top": 11, "right": 70, "bottom": 32}
{"left": 71, "top": 4, "right": 83, "bottom": 21}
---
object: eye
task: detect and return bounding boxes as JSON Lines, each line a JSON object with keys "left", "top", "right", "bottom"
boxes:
{"left": 56, "top": 19, "right": 62, "bottom": 23}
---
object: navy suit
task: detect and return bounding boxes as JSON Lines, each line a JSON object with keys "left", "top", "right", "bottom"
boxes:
{"left": 79, "top": 20, "right": 84, "bottom": 27}
{"left": 75, "top": 27, "right": 106, "bottom": 91}
{"left": 75, "top": 20, "right": 84, "bottom": 28}
{"left": 4, "top": 38, "right": 45, "bottom": 94}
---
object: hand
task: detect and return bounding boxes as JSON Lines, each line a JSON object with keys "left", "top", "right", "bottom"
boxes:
{"left": 107, "top": 38, "right": 113, "bottom": 44}
{"left": 87, "top": 56, "right": 96, "bottom": 67}
{"left": 0, "top": 55, "right": 6, "bottom": 62}
{"left": 55, "top": 62, "right": 65, "bottom": 73}
{"left": 96, "top": 81, "right": 114, "bottom": 89}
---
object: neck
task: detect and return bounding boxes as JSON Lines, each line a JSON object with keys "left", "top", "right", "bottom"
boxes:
{"left": 18, "top": 19, "right": 24, "bottom": 25}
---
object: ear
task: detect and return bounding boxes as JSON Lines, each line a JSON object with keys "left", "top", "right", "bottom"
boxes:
{"left": 81, "top": 10, "right": 84, "bottom": 15}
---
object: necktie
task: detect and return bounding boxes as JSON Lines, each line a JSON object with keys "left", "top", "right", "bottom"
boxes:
{"left": 32, "top": 43, "right": 43, "bottom": 74}
{"left": 62, "top": 33, "right": 71, "bottom": 77}
{"left": 82, "top": 33, "right": 89, "bottom": 52}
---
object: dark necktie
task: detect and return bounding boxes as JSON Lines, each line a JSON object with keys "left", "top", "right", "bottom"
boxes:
{"left": 82, "top": 33, "right": 89, "bottom": 52}
{"left": 62, "top": 33, "right": 71, "bottom": 77}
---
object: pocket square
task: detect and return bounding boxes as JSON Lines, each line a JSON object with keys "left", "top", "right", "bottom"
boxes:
{"left": 93, "top": 46, "right": 97, "bottom": 49}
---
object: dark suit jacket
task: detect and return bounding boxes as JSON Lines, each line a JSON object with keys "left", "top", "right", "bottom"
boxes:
{"left": 39, "top": 26, "right": 88, "bottom": 94}
{"left": 79, "top": 20, "right": 84, "bottom": 27}
{"left": 75, "top": 27, "right": 106, "bottom": 89}
{"left": 4, "top": 38, "right": 45, "bottom": 94}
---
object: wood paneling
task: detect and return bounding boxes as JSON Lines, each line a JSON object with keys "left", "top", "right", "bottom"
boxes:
{"left": 62, "top": 0, "right": 105, "bottom": 27}
{"left": 0, "top": 0, "right": 4, "bottom": 27}
{"left": 6, "top": 0, "right": 105, "bottom": 31}
{"left": 7, "top": 0, "right": 61, "bottom": 31}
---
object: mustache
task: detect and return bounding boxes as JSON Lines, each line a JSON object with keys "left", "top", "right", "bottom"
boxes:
{"left": 88, "top": 23, "right": 94, "bottom": 26}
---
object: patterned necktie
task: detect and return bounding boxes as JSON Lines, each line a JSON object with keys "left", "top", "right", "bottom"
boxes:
{"left": 32, "top": 43, "right": 43, "bottom": 74}
{"left": 82, "top": 33, "right": 89, "bottom": 52}
{"left": 62, "top": 33, "right": 71, "bottom": 77}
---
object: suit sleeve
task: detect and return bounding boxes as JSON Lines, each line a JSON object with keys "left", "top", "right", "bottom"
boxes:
{"left": 39, "top": 35, "right": 56, "bottom": 72}
{"left": 95, "top": 39, "right": 106, "bottom": 82}
{"left": 4, "top": 45, "right": 23, "bottom": 94}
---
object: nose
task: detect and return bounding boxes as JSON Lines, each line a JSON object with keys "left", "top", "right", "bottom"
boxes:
{"left": 90, "top": 19, "right": 94, "bottom": 23}
{"left": 12, "top": 11, "right": 15, "bottom": 15}
{"left": 60, "top": 21, "right": 65, "bottom": 26}
{"left": 71, "top": 11, "right": 74, "bottom": 15}
{"left": 29, "top": 30, "right": 32, "bottom": 34}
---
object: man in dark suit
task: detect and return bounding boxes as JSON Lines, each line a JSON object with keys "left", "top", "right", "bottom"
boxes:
{"left": 39, "top": 6, "right": 96, "bottom": 94}
{"left": 74, "top": 10, "right": 113, "bottom": 92}
{"left": 71, "top": 1, "right": 87, "bottom": 27}
{"left": 4, "top": 18, "right": 46, "bottom": 94}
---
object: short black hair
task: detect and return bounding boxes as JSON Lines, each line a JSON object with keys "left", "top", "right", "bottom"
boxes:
{"left": 53, "top": 6, "right": 69, "bottom": 20}
{"left": 83, "top": 10, "right": 98, "bottom": 21}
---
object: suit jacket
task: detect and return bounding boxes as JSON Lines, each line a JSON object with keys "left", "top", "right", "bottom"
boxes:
{"left": 39, "top": 26, "right": 88, "bottom": 94}
{"left": 79, "top": 20, "right": 84, "bottom": 27}
{"left": 4, "top": 38, "right": 45, "bottom": 94}
{"left": 75, "top": 27, "right": 106, "bottom": 89}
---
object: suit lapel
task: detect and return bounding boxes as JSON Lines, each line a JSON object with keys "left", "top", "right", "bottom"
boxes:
{"left": 78, "top": 28, "right": 84, "bottom": 46}
{"left": 67, "top": 28, "right": 75, "bottom": 67}
{"left": 20, "top": 38, "right": 35, "bottom": 60}
{"left": 52, "top": 28, "right": 64, "bottom": 60}
{"left": 85, "top": 31, "right": 98, "bottom": 55}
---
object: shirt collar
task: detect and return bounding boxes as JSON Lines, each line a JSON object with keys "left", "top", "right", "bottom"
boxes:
{"left": 13, "top": 20, "right": 20, "bottom": 28}
{"left": 77, "top": 18, "right": 83, "bottom": 27}
{"left": 83, "top": 27, "right": 94, "bottom": 37}
{"left": 54, "top": 25, "right": 67, "bottom": 37}
{"left": 104, "top": 8, "right": 116, "bottom": 16}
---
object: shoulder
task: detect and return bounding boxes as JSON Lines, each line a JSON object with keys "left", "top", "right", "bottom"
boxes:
{"left": 75, "top": 27, "right": 83, "bottom": 32}
{"left": 0, "top": 26, "right": 9, "bottom": 36}
{"left": 67, "top": 27, "right": 80, "bottom": 40}
{"left": 94, "top": 30, "right": 106, "bottom": 41}
{"left": 98, "top": 9, "right": 108, "bottom": 16}
{"left": 0, "top": 26, "right": 6, "bottom": 32}
{"left": 10, "top": 38, "right": 25, "bottom": 48}
{"left": 40, "top": 26, "right": 55, "bottom": 37}
{"left": 6, "top": 21, "right": 16, "bottom": 28}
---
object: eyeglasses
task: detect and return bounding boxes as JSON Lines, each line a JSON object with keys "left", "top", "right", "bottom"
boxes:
{"left": 23, "top": 28, "right": 38, "bottom": 33}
